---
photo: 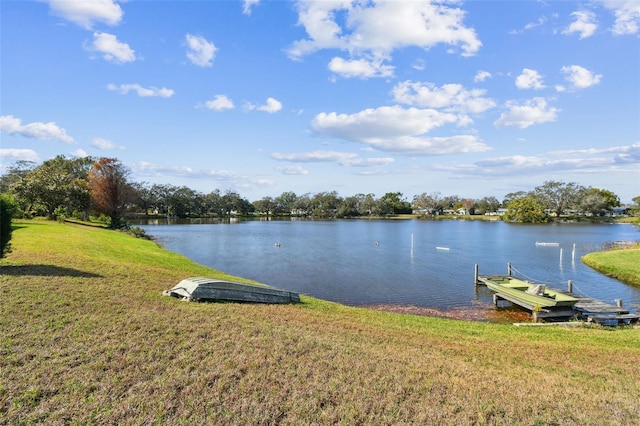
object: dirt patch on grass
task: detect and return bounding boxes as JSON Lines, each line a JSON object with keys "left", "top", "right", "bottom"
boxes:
{"left": 364, "top": 301, "right": 532, "bottom": 323}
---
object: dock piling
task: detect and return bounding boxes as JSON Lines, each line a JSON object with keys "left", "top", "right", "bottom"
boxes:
{"left": 474, "top": 264, "right": 479, "bottom": 286}
{"left": 568, "top": 280, "right": 573, "bottom": 293}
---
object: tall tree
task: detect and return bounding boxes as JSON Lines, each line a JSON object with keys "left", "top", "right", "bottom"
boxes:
{"left": 336, "top": 196, "right": 360, "bottom": 218}
{"left": 308, "top": 191, "right": 342, "bottom": 217}
{"left": 253, "top": 196, "right": 276, "bottom": 217}
{"left": 129, "top": 182, "right": 156, "bottom": 216}
{"left": 88, "top": 158, "right": 134, "bottom": 228}
{"left": 631, "top": 196, "right": 640, "bottom": 216}
{"left": 475, "top": 196, "right": 501, "bottom": 215}
{"left": 533, "top": 180, "right": 583, "bottom": 217}
{"left": 503, "top": 197, "right": 547, "bottom": 223}
{"left": 579, "top": 187, "right": 620, "bottom": 216}
{"left": 380, "top": 192, "right": 412, "bottom": 214}
{"left": 219, "top": 190, "right": 253, "bottom": 217}
{"left": 502, "top": 191, "right": 529, "bottom": 207}
{"left": 274, "top": 191, "right": 298, "bottom": 215}
{"left": 203, "top": 190, "right": 222, "bottom": 216}
{"left": 0, "top": 160, "right": 36, "bottom": 193}
{"left": 11, "top": 155, "right": 93, "bottom": 218}
{"left": 412, "top": 192, "right": 442, "bottom": 215}
{"left": 357, "top": 193, "right": 377, "bottom": 216}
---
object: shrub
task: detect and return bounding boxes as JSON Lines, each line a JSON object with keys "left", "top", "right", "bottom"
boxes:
{"left": 124, "top": 225, "right": 152, "bottom": 240}
{"left": 0, "top": 194, "right": 19, "bottom": 258}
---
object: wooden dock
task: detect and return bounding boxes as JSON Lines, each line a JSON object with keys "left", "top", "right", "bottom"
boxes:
{"left": 572, "top": 295, "right": 638, "bottom": 325}
{"left": 475, "top": 264, "right": 639, "bottom": 325}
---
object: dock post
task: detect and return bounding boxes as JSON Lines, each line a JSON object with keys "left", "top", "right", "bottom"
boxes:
{"left": 474, "top": 264, "right": 479, "bottom": 286}
{"left": 507, "top": 262, "right": 512, "bottom": 276}
{"left": 493, "top": 293, "right": 498, "bottom": 306}
{"left": 568, "top": 280, "right": 573, "bottom": 293}
{"left": 616, "top": 299, "right": 623, "bottom": 308}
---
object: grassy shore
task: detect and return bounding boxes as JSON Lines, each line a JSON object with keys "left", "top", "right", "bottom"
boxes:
{"left": 2, "top": 220, "right": 640, "bottom": 425}
{"left": 582, "top": 243, "right": 640, "bottom": 287}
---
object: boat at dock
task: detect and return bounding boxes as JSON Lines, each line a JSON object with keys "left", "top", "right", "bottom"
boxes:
{"left": 477, "top": 275, "right": 579, "bottom": 308}
{"left": 163, "top": 277, "right": 301, "bottom": 304}
{"left": 475, "top": 264, "right": 640, "bottom": 324}
{"left": 535, "top": 242, "right": 559, "bottom": 246}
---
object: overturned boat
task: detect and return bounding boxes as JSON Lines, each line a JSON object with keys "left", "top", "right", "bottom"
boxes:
{"left": 163, "top": 277, "right": 301, "bottom": 304}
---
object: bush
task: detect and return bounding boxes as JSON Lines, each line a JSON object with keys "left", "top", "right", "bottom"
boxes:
{"left": 124, "top": 226, "right": 152, "bottom": 240}
{"left": 0, "top": 194, "right": 19, "bottom": 258}
{"left": 53, "top": 206, "right": 68, "bottom": 222}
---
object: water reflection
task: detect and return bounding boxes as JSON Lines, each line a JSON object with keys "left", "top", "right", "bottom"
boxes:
{"left": 139, "top": 219, "right": 640, "bottom": 320}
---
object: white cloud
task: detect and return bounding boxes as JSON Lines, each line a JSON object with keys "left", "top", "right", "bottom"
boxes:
{"left": 561, "top": 65, "right": 602, "bottom": 89}
{"left": 257, "top": 97, "right": 283, "bottom": 113}
{"left": 443, "top": 142, "right": 640, "bottom": 177}
{"left": 107, "top": 83, "right": 174, "bottom": 97}
{"left": 365, "top": 134, "right": 489, "bottom": 156}
{"left": 287, "top": 1, "right": 481, "bottom": 75}
{"left": 71, "top": 149, "right": 89, "bottom": 158}
{"left": 412, "top": 59, "right": 426, "bottom": 71}
{"left": 494, "top": 98, "right": 559, "bottom": 128}
{"left": 515, "top": 68, "right": 545, "bottom": 90}
{"left": 550, "top": 142, "right": 640, "bottom": 164}
{"left": 185, "top": 34, "right": 217, "bottom": 67}
{"left": 242, "top": 0, "right": 260, "bottom": 16}
{"left": 328, "top": 57, "right": 394, "bottom": 79}
{"left": 272, "top": 151, "right": 358, "bottom": 163}
{"left": 600, "top": 0, "right": 640, "bottom": 35}
{"left": 131, "top": 161, "right": 272, "bottom": 189}
{"left": 474, "top": 70, "right": 492, "bottom": 83}
{"left": 86, "top": 32, "right": 136, "bottom": 64}
{"left": 91, "top": 137, "right": 124, "bottom": 150}
{"left": 204, "top": 95, "right": 235, "bottom": 111}
{"left": 311, "top": 106, "right": 490, "bottom": 155}
{"left": 392, "top": 81, "right": 496, "bottom": 114}
{"left": 47, "top": 0, "right": 123, "bottom": 29}
{"left": 612, "top": 141, "right": 640, "bottom": 163}
{"left": 563, "top": 10, "right": 598, "bottom": 39}
{"left": 0, "top": 115, "right": 74, "bottom": 144}
{"left": 0, "top": 148, "right": 40, "bottom": 163}
{"left": 91, "top": 138, "right": 115, "bottom": 149}
{"left": 313, "top": 106, "right": 457, "bottom": 139}
{"left": 509, "top": 16, "right": 548, "bottom": 34}
{"left": 276, "top": 165, "right": 309, "bottom": 175}
{"left": 271, "top": 150, "right": 394, "bottom": 167}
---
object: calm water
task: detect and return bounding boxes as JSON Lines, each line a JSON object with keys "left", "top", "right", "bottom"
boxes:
{"left": 140, "top": 219, "right": 640, "bottom": 315}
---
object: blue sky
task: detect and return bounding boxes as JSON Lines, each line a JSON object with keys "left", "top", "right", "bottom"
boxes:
{"left": 1, "top": 0, "right": 639, "bottom": 203}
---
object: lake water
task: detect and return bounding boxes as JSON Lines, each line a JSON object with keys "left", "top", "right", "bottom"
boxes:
{"left": 139, "top": 219, "right": 640, "bottom": 317}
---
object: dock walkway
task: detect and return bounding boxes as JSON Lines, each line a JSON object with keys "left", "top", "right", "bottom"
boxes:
{"left": 475, "top": 266, "right": 639, "bottom": 325}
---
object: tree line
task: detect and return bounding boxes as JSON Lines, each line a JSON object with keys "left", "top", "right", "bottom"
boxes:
{"left": 1, "top": 155, "right": 638, "bottom": 239}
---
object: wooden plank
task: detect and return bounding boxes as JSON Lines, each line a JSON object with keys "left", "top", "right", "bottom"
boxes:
{"left": 493, "top": 292, "right": 538, "bottom": 311}
{"left": 513, "top": 322, "right": 587, "bottom": 327}
{"left": 586, "top": 314, "right": 639, "bottom": 321}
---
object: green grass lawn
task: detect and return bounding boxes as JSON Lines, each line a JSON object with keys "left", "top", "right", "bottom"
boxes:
{"left": 582, "top": 243, "right": 640, "bottom": 287}
{"left": 2, "top": 220, "right": 639, "bottom": 425}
